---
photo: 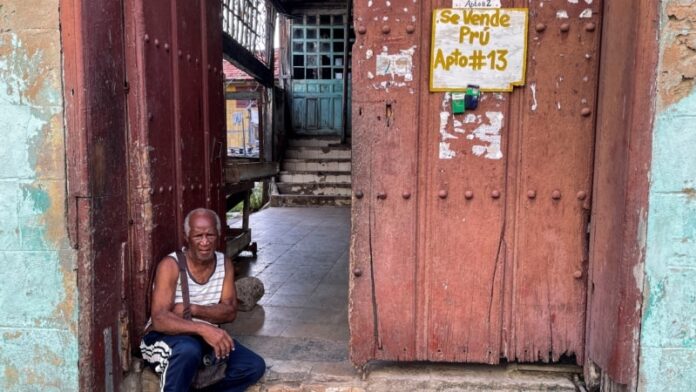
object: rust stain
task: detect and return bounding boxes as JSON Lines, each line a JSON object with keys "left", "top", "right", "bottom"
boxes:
{"left": 659, "top": 3, "right": 696, "bottom": 107}
{"left": 3, "top": 364, "right": 19, "bottom": 385}
{"left": 34, "top": 349, "right": 65, "bottom": 367}
{"left": 52, "top": 254, "right": 78, "bottom": 335}
{"left": 40, "top": 179, "right": 71, "bottom": 247}
{"left": 33, "top": 113, "right": 65, "bottom": 180}
{"left": 25, "top": 368, "right": 62, "bottom": 388}
{"left": 3, "top": 331, "right": 22, "bottom": 340}
{"left": 682, "top": 187, "right": 696, "bottom": 201}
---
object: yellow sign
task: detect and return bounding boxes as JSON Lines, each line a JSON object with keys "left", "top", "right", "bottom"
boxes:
{"left": 430, "top": 8, "right": 528, "bottom": 92}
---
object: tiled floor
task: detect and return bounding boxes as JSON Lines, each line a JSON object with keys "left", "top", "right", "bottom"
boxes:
{"left": 223, "top": 207, "right": 350, "bottom": 361}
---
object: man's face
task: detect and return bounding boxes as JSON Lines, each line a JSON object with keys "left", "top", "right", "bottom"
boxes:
{"left": 186, "top": 212, "right": 219, "bottom": 262}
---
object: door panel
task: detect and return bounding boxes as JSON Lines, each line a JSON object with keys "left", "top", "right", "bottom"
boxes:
{"left": 350, "top": 0, "right": 421, "bottom": 366}
{"left": 508, "top": 0, "right": 601, "bottom": 363}
{"left": 176, "top": 0, "right": 207, "bottom": 214}
{"left": 351, "top": 0, "right": 603, "bottom": 366}
{"left": 204, "top": 0, "right": 226, "bottom": 216}
{"left": 422, "top": 95, "right": 508, "bottom": 363}
{"left": 291, "top": 80, "right": 343, "bottom": 134}
{"left": 306, "top": 97, "right": 319, "bottom": 129}
{"left": 320, "top": 97, "right": 332, "bottom": 129}
{"left": 125, "top": 0, "right": 225, "bottom": 348}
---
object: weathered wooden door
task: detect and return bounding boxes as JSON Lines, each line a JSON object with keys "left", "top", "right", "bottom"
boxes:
{"left": 290, "top": 12, "right": 352, "bottom": 136}
{"left": 123, "top": 0, "right": 226, "bottom": 351}
{"left": 351, "top": 0, "right": 602, "bottom": 366}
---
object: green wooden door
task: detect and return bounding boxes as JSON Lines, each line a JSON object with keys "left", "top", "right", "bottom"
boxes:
{"left": 290, "top": 13, "right": 352, "bottom": 136}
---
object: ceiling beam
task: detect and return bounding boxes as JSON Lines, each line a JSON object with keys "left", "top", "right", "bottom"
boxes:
{"left": 222, "top": 33, "right": 274, "bottom": 88}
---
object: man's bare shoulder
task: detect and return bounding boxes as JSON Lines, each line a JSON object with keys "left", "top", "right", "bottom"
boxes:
{"left": 155, "top": 255, "right": 180, "bottom": 279}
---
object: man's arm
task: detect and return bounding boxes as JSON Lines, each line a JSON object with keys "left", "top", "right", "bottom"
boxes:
{"left": 150, "top": 256, "right": 234, "bottom": 358}
{"left": 186, "top": 257, "right": 238, "bottom": 324}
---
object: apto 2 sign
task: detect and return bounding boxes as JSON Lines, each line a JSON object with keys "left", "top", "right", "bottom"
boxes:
{"left": 430, "top": 8, "right": 528, "bottom": 92}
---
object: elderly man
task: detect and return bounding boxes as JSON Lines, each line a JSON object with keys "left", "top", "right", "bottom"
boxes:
{"left": 140, "top": 208, "right": 265, "bottom": 391}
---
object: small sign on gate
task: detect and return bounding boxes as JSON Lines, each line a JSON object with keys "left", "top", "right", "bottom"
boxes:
{"left": 430, "top": 8, "right": 529, "bottom": 92}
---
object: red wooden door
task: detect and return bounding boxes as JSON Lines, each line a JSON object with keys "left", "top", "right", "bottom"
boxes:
{"left": 351, "top": 0, "right": 602, "bottom": 366}
{"left": 124, "top": 0, "right": 226, "bottom": 347}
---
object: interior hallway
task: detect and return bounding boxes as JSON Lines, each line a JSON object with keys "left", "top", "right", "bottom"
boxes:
{"left": 223, "top": 206, "right": 351, "bottom": 363}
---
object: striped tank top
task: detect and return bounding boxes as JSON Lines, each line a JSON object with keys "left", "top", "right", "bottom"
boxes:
{"left": 172, "top": 249, "right": 226, "bottom": 307}
{"left": 143, "top": 250, "right": 226, "bottom": 330}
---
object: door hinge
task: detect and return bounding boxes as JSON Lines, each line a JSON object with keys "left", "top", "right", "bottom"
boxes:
{"left": 124, "top": 80, "right": 130, "bottom": 94}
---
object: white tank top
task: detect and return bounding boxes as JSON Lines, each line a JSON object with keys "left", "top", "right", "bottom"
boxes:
{"left": 171, "top": 249, "right": 226, "bottom": 306}
{"left": 143, "top": 250, "right": 226, "bottom": 331}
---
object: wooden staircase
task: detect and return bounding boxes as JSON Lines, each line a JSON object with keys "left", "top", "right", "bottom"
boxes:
{"left": 271, "top": 136, "right": 352, "bottom": 207}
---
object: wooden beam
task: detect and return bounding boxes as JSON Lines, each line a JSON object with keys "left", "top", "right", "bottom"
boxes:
{"left": 225, "top": 161, "right": 279, "bottom": 183}
{"left": 225, "top": 91, "right": 262, "bottom": 100}
{"left": 222, "top": 33, "right": 274, "bottom": 87}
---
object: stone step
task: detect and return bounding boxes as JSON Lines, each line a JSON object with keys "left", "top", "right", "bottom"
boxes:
{"left": 278, "top": 170, "right": 352, "bottom": 184}
{"left": 270, "top": 194, "right": 351, "bottom": 207}
{"left": 287, "top": 136, "right": 345, "bottom": 147}
{"left": 282, "top": 159, "right": 351, "bottom": 173}
{"left": 285, "top": 146, "right": 351, "bottom": 160}
{"left": 276, "top": 182, "right": 352, "bottom": 197}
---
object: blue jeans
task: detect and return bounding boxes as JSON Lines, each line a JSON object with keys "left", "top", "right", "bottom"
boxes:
{"left": 140, "top": 331, "right": 266, "bottom": 392}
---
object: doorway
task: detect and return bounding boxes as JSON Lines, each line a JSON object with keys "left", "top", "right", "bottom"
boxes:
{"left": 290, "top": 12, "right": 354, "bottom": 137}
{"left": 62, "top": 0, "right": 656, "bottom": 389}
{"left": 225, "top": 207, "right": 351, "bottom": 361}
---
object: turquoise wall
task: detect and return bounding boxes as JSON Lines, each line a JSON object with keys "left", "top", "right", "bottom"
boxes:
{"left": 639, "top": 2, "right": 696, "bottom": 391}
{"left": 0, "top": 1, "right": 79, "bottom": 390}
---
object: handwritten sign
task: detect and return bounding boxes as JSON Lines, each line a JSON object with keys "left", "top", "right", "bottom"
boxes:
{"left": 452, "top": 0, "right": 501, "bottom": 8}
{"left": 430, "top": 8, "right": 528, "bottom": 92}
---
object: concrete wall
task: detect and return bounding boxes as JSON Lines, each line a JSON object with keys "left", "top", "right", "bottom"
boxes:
{"left": 639, "top": 2, "right": 696, "bottom": 391}
{"left": 0, "top": 0, "right": 78, "bottom": 390}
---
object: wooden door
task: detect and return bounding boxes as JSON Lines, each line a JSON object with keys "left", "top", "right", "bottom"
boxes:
{"left": 351, "top": 0, "right": 602, "bottom": 366}
{"left": 290, "top": 12, "right": 352, "bottom": 136}
{"left": 124, "top": 0, "right": 226, "bottom": 348}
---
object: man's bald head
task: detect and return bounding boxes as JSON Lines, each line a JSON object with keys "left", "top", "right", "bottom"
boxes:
{"left": 183, "top": 208, "right": 222, "bottom": 236}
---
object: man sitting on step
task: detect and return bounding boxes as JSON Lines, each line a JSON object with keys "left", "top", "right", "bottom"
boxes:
{"left": 140, "top": 208, "right": 265, "bottom": 391}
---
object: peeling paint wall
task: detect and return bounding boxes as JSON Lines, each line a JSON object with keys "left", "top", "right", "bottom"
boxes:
{"left": 0, "top": 0, "right": 78, "bottom": 390}
{"left": 639, "top": 2, "right": 696, "bottom": 391}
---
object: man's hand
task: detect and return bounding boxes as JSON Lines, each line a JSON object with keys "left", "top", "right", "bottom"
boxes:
{"left": 198, "top": 324, "right": 235, "bottom": 359}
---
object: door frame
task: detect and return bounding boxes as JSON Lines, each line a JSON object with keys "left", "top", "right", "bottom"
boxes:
{"left": 61, "top": 0, "right": 131, "bottom": 390}
{"left": 584, "top": 0, "right": 659, "bottom": 389}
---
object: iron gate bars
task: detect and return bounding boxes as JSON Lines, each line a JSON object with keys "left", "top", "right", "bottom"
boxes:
{"left": 222, "top": 0, "right": 276, "bottom": 65}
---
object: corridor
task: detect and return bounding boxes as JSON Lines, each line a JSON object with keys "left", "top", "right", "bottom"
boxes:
{"left": 224, "top": 207, "right": 351, "bottom": 363}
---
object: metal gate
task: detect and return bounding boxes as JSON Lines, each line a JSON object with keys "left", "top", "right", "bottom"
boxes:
{"left": 350, "top": 0, "right": 602, "bottom": 366}
{"left": 124, "top": 0, "right": 226, "bottom": 356}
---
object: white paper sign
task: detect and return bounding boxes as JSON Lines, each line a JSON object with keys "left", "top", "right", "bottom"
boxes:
{"left": 430, "top": 8, "right": 529, "bottom": 92}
